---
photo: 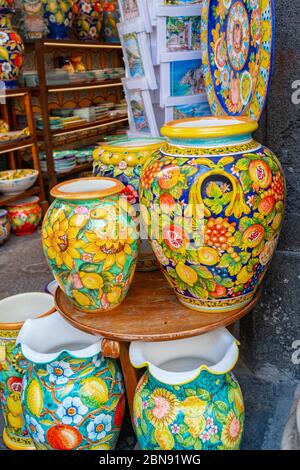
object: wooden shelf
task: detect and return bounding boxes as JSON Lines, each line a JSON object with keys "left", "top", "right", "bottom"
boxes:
{"left": 37, "top": 116, "right": 128, "bottom": 137}
{"left": 0, "top": 137, "right": 35, "bottom": 155}
{"left": 30, "top": 79, "right": 123, "bottom": 94}
{"left": 25, "top": 39, "right": 122, "bottom": 49}
{"left": 0, "top": 87, "right": 32, "bottom": 99}
{"left": 42, "top": 162, "right": 92, "bottom": 179}
{"left": 0, "top": 186, "right": 40, "bottom": 206}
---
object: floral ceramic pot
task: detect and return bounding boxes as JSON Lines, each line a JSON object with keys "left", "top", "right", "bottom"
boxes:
{"left": 21, "top": 0, "right": 47, "bottom": 40}
{"left": 42, "top": 177, "right": 139, "bottom": 313}
{"left": 102, "top": 1, "right": 119, "bottom": 43}
{"left": 74, "top": 0, "right": 103, "bottom": 41}
{"left": 17, "top": 312, "right": 125, "bottom": 450}
{"left": 93, "top": 138, "right": 164, "bottom": 272}
{"left": 43, "top": 0, "right": 73, "bottom": 39}
{"left": 0, "top": 11, "right": 24, "bottom": 89}
{"left": 139, "top": 117, "right": 285, "bottom": 313}
{"left": 130, "top": 328, "right": 244, "bottom": 450}
{"left": 0, "top": 208, "right": 10, "bottom": 245}
{"left": 0, "top": 292, "right": 54, "bottom": 450}
{"left": 6, "top": 196, "right": 42, "bottom": 236}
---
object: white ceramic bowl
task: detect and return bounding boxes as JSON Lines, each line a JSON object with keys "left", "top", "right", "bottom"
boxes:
{"left": 0, "top": 292, "right": 55, "bottom": 325}
{"left": 0, "top": 169, "right": 38, "bottom": 195}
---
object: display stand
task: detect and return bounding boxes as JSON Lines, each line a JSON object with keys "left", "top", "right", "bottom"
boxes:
{"left": 55, "top": 270, "right": 261, "bottom": 427}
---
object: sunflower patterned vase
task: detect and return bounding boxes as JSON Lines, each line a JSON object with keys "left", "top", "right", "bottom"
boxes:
{"left": 16, "top": 312, "right": 125, "bottom": 450}
{"left": 42, "top": 177, "right": 139, "bottom": 313}
{"left": 0, "top": 292, "right": 54, "bottom": 450}
{"left": 93, "top": 138, "right": 164, "bottom": 271}
{"left": 0, "top": 10, "right": 24, "bottom": 89}
{"left": 139, "top": 117, "right": 285, "bottom": 313}
{"left": 130, "top": 328, "right": 244, "bottom": 450}
{"left": 42, "top": 0, "right": 73, "bottom": 39}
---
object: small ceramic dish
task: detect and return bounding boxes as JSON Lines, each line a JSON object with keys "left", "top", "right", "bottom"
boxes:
{"left": 44, "top": 279, "right": 59, "bottom": 296}
{"left": 0, "top": 169, "right": 38, "bottom": 195}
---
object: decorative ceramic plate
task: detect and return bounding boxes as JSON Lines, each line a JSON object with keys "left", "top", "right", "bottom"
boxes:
{"left": 201, "top": 0, "right": 274, "bottom": 120}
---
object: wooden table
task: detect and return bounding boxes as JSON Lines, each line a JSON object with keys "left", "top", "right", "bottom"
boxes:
{"left": 55, "top": 270, "right": 261, "bottom": 425}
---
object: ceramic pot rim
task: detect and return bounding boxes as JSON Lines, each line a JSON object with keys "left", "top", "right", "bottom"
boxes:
{"left": 161, "top": 116, "right": 258, "bottom": 139}
{"left": 0, "top": 169, "right": 38, "bottom": 182}
{"left": 99, "top": 138, "right": 164, "bottom": 153}
{"left": 50, "top": 177, "right": 124, "bottom": 200}
{"left": 6, "top": 196, "right": 40, "bottom": 207}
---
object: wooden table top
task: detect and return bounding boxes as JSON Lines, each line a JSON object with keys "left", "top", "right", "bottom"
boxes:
{"left": 55, "top": 270, "right": 261, "bottom": 342}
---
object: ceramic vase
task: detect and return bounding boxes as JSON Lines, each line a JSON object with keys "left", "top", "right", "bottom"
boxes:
{"left": 0, "top": 208, "right": 10, "bottom": 245}
{"left": 6, "top": 196, "right": 42, "bottom": 236}
{"left": 42, "top": 0, "right": 73, "bottom": 39}
{"left": 93, "top": 138, "right": 164, "bottom": 272}
{"left": 102, "top": 0, "right": 119, "bottom": 43}
{"left": 0, "top": 292, "right": 54, "bottom": 450}
{"left": 130, "top": 328, "right": 244, "bottom": 450}
{"left": 74, "top": 0, "right": 103, "bottom": 41}
{"left": 21, "top": 0, "right": 47, "bottom": 40}
{"left": 139, "top": 117, "right": 285, "bottom": 313}
{"left": 16, "top": 312, "right": 125, "bottom": 450}
{"left": 0, "top": 10, "right": 24, "bottom": 89}
{"left": 42, "top": 177, "right": 139, "bottom": 313}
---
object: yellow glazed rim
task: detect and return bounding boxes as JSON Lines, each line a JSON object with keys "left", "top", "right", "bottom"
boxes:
{"left": 161, "top": 116, "right": 258, "bottom": 139}
{"left": 99, "top": 139, "right": 164, "bottom": 153}
{"left": 50, "top": 177, "right": 124, "bottom": 200}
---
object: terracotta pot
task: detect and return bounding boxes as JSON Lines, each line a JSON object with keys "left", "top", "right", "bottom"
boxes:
{"left": 6, "top": 196, "right": 42, "bottom": 236}
{"left": 0, "top": 208, "right": 10, "bottom": 245}
{"left": 42, "top": 177, "right": 139, "bottom": 313}
{"left": 93, "top": 138, "right": 164, "bottom": 271}
{"left": 139, "top": 116, "right": 285, "bottom": 313}
{"left": 0, "top": 292, "right": 54, "bottom": 450}
{"left": 130, "top": 328, "right": 244, "bottom": 450}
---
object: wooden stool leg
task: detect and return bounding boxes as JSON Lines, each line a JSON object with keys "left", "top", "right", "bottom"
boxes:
{"left": 119, "top": 341, "right": 140, "bottom": 429}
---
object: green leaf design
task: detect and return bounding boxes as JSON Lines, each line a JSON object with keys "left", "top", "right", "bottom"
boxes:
{"left": 186, "top": 250, "right": 199, "bottom": 264}
{"left": 252, "top": 240, "right": 264, "bottom": 256}
{"left": 206, "top": 279, "right": 216, "bottom": 292}
{"left": 235, "top": 158, "right": 250, "bottom": 171}
{"left": 169, "top": 185, "right": 183, "bottom": 199}
{"left": 239, "top": 216, "right": 254, "bottom": 232}
{"left": 219, "top": 277, "right": 234, "bottom": 288}
{"left": 233, "top": 231, "right": 243, "bottom": 247}
{"left": 239, "top": 251, "right": 251, "bottom": 264}
{"left": 102, "top": 272, "right": 115, "bottom": 283}
{"left": 215, "top": 400, "right": 229, "bottom": 413}
{"left": 189, "top": 285, "right": 208, "bottom": 299}
{"left": 210, "top": 434, "right": 220, "bottom": 444}
{"left": 218, "top": 253, "right": 232, "bottom": 268}
{"left": 194, "top": 439, "right": 203, "bottom": 450}
{"left": 181, "top": 165, "right": 198, "bottom": 177}
{"left": 194, "top": 265, "right": 213, "bottom": 279}
{"left": 40, "top": 419, "right": 54, "bottom": 426}
{"left": 206, "top": 181, "right": 222, "bottom": 198}
{"left": 185, "top": 388, "right": 197, "bottom": 396}
{"left": 263, "top": 155, "right": 279, "bottom": 173}
{"left": 196, "top": 388, "right": 211, "bottom": 401}
{"left": 214, "top": 409, "right": 228, "bottom": 425}
{"left": 240, "top": 171, "right": 252, "bottom": 192}
{"left": 184, "top": 435, "right": 196, "bottom": 448}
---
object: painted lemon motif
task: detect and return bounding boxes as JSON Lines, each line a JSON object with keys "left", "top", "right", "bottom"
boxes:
{"left": 25, "top": 378, "right": 43, "bottom": 417}
{"left": 236, "top": 266, "right": 253, "bottom": 284}
{"left": 198, "top": 247, "right": 219, "bottom": 266}
{"left": 79, "top": 272, "right": 103, "bottom": 290}
{"left": 90, "top": 208, "right": 108, "bottom": 219}
{"left": 133, "top": 394, "right": 143, "bottom": 419}
{"left": 176, "top": 262, "right": 198, "bottom": 286}
{"left": 7, "top": 411, "right": 23, "bottom": 430}
{"left": 80, "top": 377, "right": 108, "bottom": 408}
{"left": 107, "top": 286, "right": 122, "bottom": 304}
{"left": 125, "top": 154, "right": 138, "bottom": 166}
{"left": 272, "top": 213, "right": 282, "bottom": 230}
{"left": 72, "top": 290, "right": 93, "bottom": 307}
{"left": 154, "top": 426, "right": 174, "bottom": 450}
{"left": 90, "top": 443, "right": 110, "bottom": 450}
{"left": 6, "top": 392, "right": 22, "bottom": 416}
{"left": 69, "top": 213, "right": 88, "bottom": 228}
{"left": 110, "top": 153, "right": 123, "bottom": 165}
{"left": 184, "top": 415, "right": 206, "bottom": 439}
{"left": 181, "top": 396, "right": 207, "bottom": 417}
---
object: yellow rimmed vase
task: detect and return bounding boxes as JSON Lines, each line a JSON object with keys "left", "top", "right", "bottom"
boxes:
{"left": 139, "top": 116, "right": 285, "bottom": 313}
{"left": 42, "top": 177, "right": 139, "bottom": 313}
{"left": 0, "top": 292, "right": 55, "bottom": 450}
{"left": 93, "top": 138, "right": 164, "bottom": 272}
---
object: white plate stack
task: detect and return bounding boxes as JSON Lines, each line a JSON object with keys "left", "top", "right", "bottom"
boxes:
{"left": 117, "top": 0, "right": 210, "bottom": 138}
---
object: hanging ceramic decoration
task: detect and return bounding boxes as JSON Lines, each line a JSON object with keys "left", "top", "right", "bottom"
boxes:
{"left": 201, "top": 0, "right": 274, "bottom": 121}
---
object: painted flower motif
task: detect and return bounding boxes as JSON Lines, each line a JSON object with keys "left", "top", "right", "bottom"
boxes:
{"left": 42, "top": 209, "right": 87, "bottom": 270}
{"left": 221, "top": 411, "right": 243, "bottom": 449}
{"left": 47, "top": 361, "right": 74, "bottom": 385}
{"left": 72, "top": 273, "right": 84, "bottom": 289}
{"left": 86, "top": 413, "right": 112, "bottom": 441}
{"left": 148, "top": 389, "right": 178, "bottom": 427}
{"left": 115, "top": 371, "right": 124, "bottom": 393}
{"left": 57, "top": 396, "right": 88, "bottom": 425}
{"left": 121, "top": 185, "right": 138, "bottom": 205}
{"left": 116, "top": 273, "right": 123, "bottom": 283}
{"left": 151, "top": 240, "right": 169, "bottom": 266}
{"left": 92, "top": 354, "right": 103, "bottom": 368}
{"left": 64, "top": 18, "right": 69, "bottom": 26}
{"left": 89, "top": 26, "right": 97, "bottom": 38}
{"left": 142, "top": 401, "right": 149, "bottom": 410}
{"left": 171, "top": 423, "right": 180, "bottom": 434}
{"left": 247, "top": 194, "right": 256, "bottom": 207}
{"left": 82, "top": 253, "right": 93, "bottom": 262}
{"left": 27, "top": 415, "right": 45, "bottom": 443}
{"left": 119, "top": 160, "right": 127, "bottom": 170}
{"left": 259, "top": 236, "right": 278, "bottom": 266}
{"left": 82, "top": 2, "right": 92, "bottom": 14}
{"left": 2, "top": 62, "right": 12, "bottom": 73}
{"left": 74, "top": 206, "right": 89, "bottom": 215}
{"left": 49, "top": 14, "right": 56, "bottom": 23}
{"left": 220, "top": 66, "right": 230, "bottom": 89}
{"left": 0, "top": 32, "right": 9, "bottom": 44}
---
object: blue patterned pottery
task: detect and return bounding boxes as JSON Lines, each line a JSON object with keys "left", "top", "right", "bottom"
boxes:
{"left": 130, "top": 328, "right": 244, "bottom": 450}
{"left": 43, "top": 0, "right": 73, "bottom": 39}
{"left": 0, "top": 11, "right": 24, "bottom": 89}
{"left": 16, "top": 312, "right": 125, "bottom": 450}
{"left": 0, "top": 209, "right": 10, "bottom": 245}
{"left": 139, "top": 116, "right": 285, "bottom": 313}
{"left": 74, "top": 0, "right": 103, "bottom": 41}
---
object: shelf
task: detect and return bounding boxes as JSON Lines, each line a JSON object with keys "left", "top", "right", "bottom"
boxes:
{"left": 30, "top": 79, "right": 123, "bottom": 94}
{"left": 25, "top": 39, "right": 122, "bottom": 49}
{"left": 37, "top": 116, "right": 128, "bottom": 137}
{"left": 0, "top": 186, "right": 40, "bottom": 206}
{"left": 0, "top": 137, "right": 35, "bottom": 155}
{"left": 0, "top": 87, "right": 31, "bottom": 99}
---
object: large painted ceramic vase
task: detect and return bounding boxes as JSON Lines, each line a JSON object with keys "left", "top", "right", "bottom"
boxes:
{"left": 0, "top": 292, "right": 54, "bottom": 450}
{"left": 16, "top": 312, "right": 125, "bottom": 450}
{"left": 74, "top": 0, "right": 103, "bottom": 41}
{"left": 140, "top": 117, "right": 285, "bottom": 313}
{"left": 42, "top": 177, "right": 139, "bottom": 313}
{"left": 42, "top": 0, "right": 73, "bottom": 39}
{"left": 93, "top": 138, "right": 164, "bottom": 271}
{"left": 0, "top": 10, "right": 24, "bottom": 89}
{"left": 0, "top": 208, "right": 10, "bottom": 245}
{"left": 130, "top": 328, "right": 244, "bottom": 450}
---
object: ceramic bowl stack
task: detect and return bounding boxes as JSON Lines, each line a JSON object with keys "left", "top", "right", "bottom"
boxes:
{"left": 75, "top": 148, "right": 94, "bottom": 164}
{"left": 39, "top": 151, "right": 77, "bottom": 174}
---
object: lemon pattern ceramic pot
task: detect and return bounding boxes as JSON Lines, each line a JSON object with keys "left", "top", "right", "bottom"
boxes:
{"left": 139, "top": 117, "right": 285, "bottom": 313}
{"left": 17, "top": 313, "right": 125, "bottom": 450}
{"left": 0, "top": 292, "right": 54, "bottom": 450}
{"left": 93, "top": 138, "right": 164, "bottom": 272}
{"left": 130, "top": 328, "right": 244, "bottom": 450}
{"left": 42, "top": 177, "right": 139, "bottom": 312}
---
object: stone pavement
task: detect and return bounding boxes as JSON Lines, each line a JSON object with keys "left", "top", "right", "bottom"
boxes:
{"left": 0, "top": 231, "right": 297, "bottom": 450}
